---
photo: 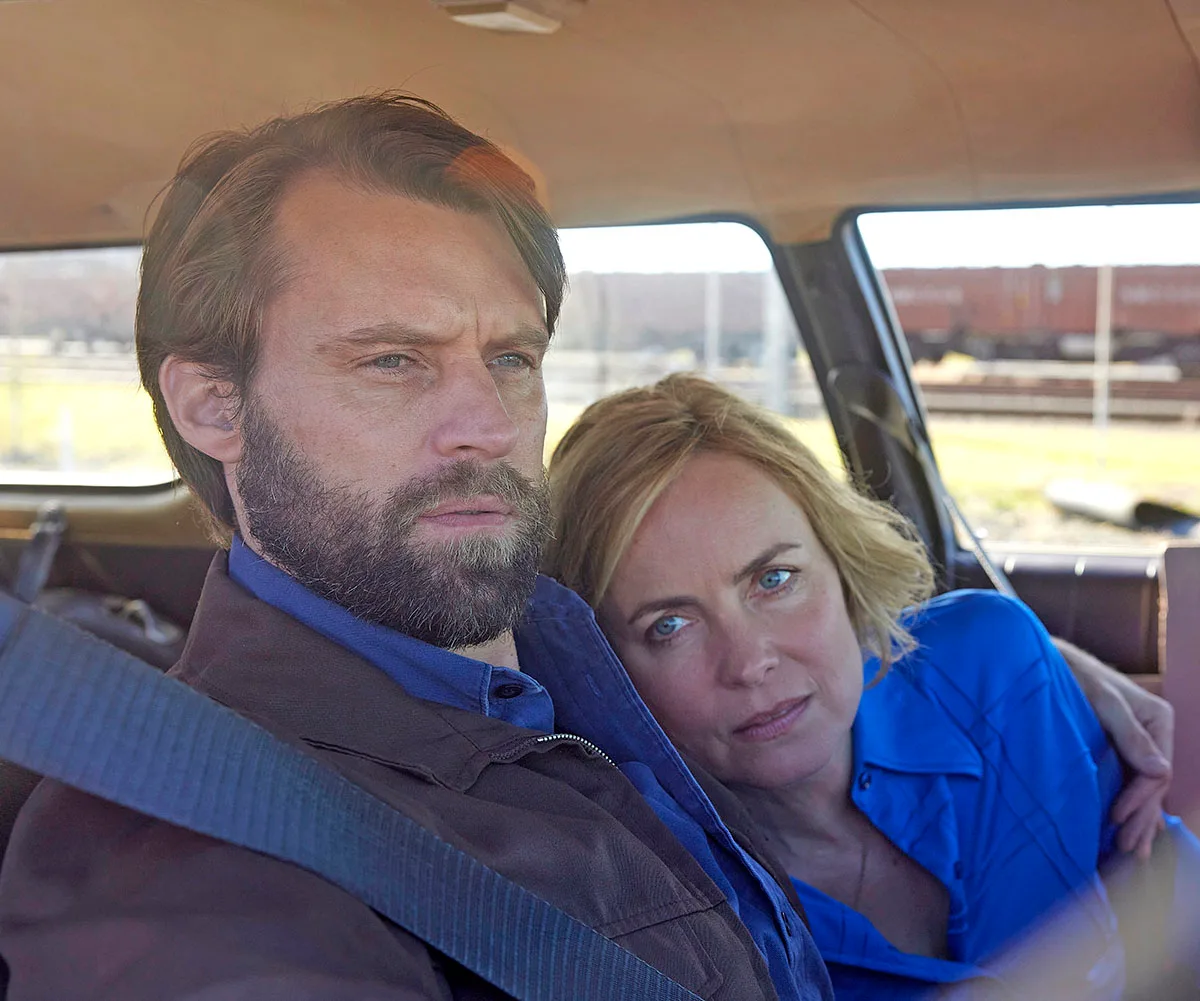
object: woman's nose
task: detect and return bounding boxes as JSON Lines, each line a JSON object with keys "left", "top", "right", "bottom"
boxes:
{"left": 718, "top": 625, "right": 778, "bottom": 688}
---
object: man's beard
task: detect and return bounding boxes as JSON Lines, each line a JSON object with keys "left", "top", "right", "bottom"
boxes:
{"left": 234, "top": 401, "right": 551, "bottom": 649}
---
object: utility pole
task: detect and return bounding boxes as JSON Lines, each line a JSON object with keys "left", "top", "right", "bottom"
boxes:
{"left": 762, "top": 270, "right": 792, "bottom": 414}
{"left": 704, "top": 271, "right": 721, "bottom": 378}
{"left": 4, "top": 260, "right": 22, "bottom": 462}
{"left": 1093, "top": 263, "right": 1113, "bottom": 469}
{"left": 595, "top": 275, "right": 610, "bottom": 397}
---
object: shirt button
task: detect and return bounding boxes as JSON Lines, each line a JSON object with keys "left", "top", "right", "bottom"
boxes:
{"left": 493, "top": 683, "right": 525, "bottom": 699}
{"left": 954, "top": 860, "right": 964, "bottom": 880}
{"left": 857, "top": 770, "right": 872, "bottom": 790}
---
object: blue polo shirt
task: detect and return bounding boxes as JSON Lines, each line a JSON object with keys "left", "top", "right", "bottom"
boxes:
{"left": 794, "top": 589, "right": 1200, "bottom": 1000}
{"left": 228, "top": 536, "right": 832, "bottom": 1001}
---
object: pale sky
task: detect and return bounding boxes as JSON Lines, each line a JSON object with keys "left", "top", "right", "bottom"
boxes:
{"left": 559, "top": 204, "right": 1200, "bottom": 274}
{"left": 9, "top": 205, "right": 1198, "bottom": 277}
{"left": 559, "top": 222, "right": 774, "bottom": 273}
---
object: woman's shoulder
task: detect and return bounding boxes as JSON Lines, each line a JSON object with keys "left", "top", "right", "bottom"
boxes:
{"left": 904, "top": 589, "right": 1048, "bottom": 651}
{"left": 865, "top": 591, "right": 1116, "bottom": 828}
{"left": 888, "top": 589, "right": 1074, "bottom": 720}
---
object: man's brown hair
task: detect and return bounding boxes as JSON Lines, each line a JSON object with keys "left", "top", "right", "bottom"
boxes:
{"left": 136, "top": 93, "right": 566, "bottom": 534}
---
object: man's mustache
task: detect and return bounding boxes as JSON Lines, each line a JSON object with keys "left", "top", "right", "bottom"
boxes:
{"left": 383, "top": 461, "right": 548, "bottom": 529}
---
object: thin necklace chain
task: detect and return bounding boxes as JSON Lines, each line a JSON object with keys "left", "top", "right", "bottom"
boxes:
{"left": 849, "top": 837, "right": 869, "bottom": 911}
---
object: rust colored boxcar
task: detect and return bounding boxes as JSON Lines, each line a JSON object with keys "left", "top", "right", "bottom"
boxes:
{"left": 882, "top": 266, "right": 1200, "bottom": 367}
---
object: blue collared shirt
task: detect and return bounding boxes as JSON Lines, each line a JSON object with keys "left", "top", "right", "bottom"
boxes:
{"left": 229, "top": 536, "right": 833, "bottom": 1001}
{"left": 794, "top": 589, "right": 1200, "bottom": 1000}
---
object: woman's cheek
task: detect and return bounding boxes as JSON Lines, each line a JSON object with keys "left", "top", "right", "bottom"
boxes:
{"left": 639, "top": 659, "right": 699, "bottom": 732}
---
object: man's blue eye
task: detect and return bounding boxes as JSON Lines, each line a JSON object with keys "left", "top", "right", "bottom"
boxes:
{"left": 493, "top": 352, "right": 532, "bottom": 369}
{"left": 371, "top": 354, "right": 406, "bottom": 369}
{"left": 650, "top": 615, "right": 687, "bottom": 639}
{"left": 758, "top": 568, "right": 793, "bottom": 592}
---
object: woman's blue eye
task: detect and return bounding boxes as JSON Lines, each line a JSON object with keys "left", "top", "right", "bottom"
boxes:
{"left": 758, "top": 568, "right": 793, "bottom": 592}
{"left": 650, "top": 615, "right": 687, "bottom": 640}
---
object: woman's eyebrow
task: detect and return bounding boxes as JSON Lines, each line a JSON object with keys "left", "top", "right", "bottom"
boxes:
{"left": 625, "top": 543, "right": 805, "bottom": 625}
{"left": 626, "top": 595, "right": 696, "bottom": 627}
{"left": 732, "top": 542, "right": 803, "bottom": 584}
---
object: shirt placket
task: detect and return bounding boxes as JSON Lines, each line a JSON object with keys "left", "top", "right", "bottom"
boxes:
{"left": 852, "top": 765, "right": 971, "bottom": 950}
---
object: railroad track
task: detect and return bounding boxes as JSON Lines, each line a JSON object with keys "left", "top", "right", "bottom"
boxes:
{"left": 916, "top": 375, "right": 1200, "bottom": 422}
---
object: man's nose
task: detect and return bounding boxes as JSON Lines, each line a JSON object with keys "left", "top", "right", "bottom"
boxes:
{"left": 428, "top": 359, "right": 522, "bottom": 460}
{"left": 718, "top": 621, "right": 778, "bottom": 688}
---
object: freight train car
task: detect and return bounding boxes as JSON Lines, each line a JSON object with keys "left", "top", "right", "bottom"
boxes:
{"left": 883, "top": 265, "right": 1200, "bottom": 371}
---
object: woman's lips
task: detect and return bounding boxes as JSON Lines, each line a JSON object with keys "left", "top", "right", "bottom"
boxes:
{"left": 734, "top": 696, "right": 811, "bottom": 742}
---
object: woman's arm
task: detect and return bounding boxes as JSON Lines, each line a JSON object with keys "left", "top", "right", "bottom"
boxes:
{"left": 1055, "top": 637, "right": 1173, "bottom": 860}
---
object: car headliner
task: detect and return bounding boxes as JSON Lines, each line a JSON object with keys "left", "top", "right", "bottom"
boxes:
{"left": 1, "top": 0, "right": 1199, "bottom": 249}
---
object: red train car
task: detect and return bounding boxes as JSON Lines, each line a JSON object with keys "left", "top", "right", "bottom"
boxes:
{"left": 882, "top": 266, "right": 1200, "bottom": 370}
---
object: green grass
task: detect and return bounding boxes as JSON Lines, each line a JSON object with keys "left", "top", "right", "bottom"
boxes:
{"left": 928, "top": 418, "right": 1199, "bottom": 507}
{"left": 548, "top": 403, "right": 1199, "bottom": 546}
{"left": 925, "top": 417, "right": 1200, "bottom": 546}
{"left": 0, "top": 379, "right": 172, "bottom": 479}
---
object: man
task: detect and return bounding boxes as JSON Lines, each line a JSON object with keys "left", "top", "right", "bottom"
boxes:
{"left": 0, "top": 93, "right": 832, "bottom": 1001}
{"left": 0, "top": 93, "right": 1173, "bottom": 1000}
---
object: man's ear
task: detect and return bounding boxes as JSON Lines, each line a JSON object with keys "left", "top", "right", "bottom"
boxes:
{"left": 158, "top": 356, "right": 243, "bottom": 463}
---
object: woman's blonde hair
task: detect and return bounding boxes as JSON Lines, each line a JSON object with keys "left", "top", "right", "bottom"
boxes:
{"left": 545, "top": 374, "right": 936, "bottom": 669}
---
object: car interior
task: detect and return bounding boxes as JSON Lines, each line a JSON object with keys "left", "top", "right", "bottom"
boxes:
{"left": 0, "top": 0, "right": 1197, "bottom": 945}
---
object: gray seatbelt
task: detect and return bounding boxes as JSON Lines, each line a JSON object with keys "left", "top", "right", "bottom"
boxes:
{"left": 0, "top": 594, "right": 702, "bottom": 1001}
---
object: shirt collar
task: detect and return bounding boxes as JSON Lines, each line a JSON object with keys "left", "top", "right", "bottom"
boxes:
{"left": 515, "top": 576, "right": 735, "bottom": 829}
{"left": 227, "top": 535, "right": 553, "bottom": 729}
{"left": 853, "top": 657, "right": 982, "bottom": 779}
{"left": 514, "top": 574, "right": 670, "bottom": 754}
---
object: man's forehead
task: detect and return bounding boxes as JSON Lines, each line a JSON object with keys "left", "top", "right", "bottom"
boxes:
{"left": 273, "top": 172, "right": 463, "bottom": 251}
{"left": 268, "top": 172, "right": 545, "bottom": 307}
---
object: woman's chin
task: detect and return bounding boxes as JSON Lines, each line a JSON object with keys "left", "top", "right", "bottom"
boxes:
{"left": 723, "top": 727, "right": 849, "bottom": 791}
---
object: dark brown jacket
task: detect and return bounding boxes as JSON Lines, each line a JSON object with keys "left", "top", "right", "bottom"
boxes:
{"left": 0, "top": 556, "right": 789, "bottom": 1000}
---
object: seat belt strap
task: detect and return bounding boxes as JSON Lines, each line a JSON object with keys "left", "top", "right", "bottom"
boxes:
{"left": 0, "top": 594, "right": 702, "bottom": 1001}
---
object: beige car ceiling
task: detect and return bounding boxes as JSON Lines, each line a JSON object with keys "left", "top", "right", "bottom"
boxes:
{"left": 1, "top": 0, "right": 1199, "bottom": 249}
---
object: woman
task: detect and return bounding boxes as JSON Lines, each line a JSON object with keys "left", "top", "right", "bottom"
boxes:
{"left": 545, "top": 373, "right": 1199, "bottom": 1000}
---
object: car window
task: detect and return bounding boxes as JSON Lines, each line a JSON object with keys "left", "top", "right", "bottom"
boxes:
{"left": 549, "top": 222, "right": 837, "bottom": 465}
{"left": 0, "top": 246, "right": 172, "bottom": 487}
{"left": 858, "top": 204, "right": 1200, "bottom": 549}
{"left": 0, "top": 224, "right": 838, "bottom": 490}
